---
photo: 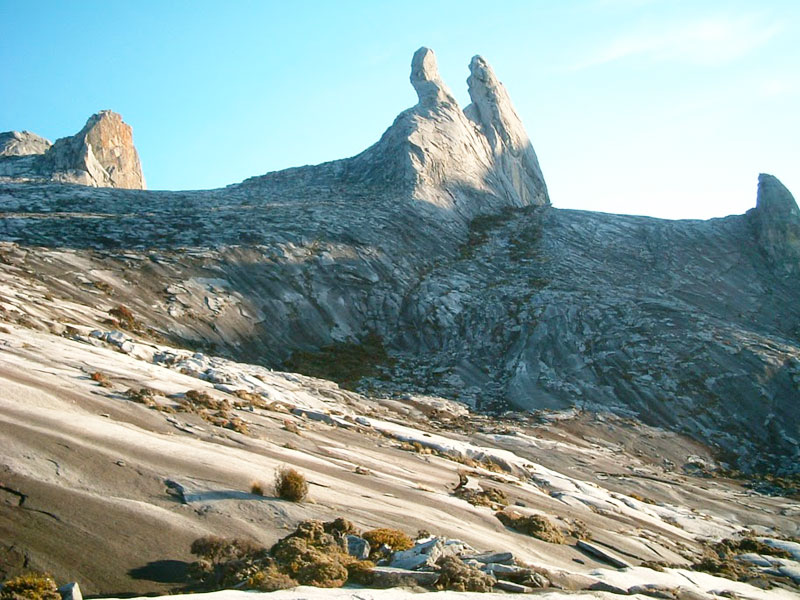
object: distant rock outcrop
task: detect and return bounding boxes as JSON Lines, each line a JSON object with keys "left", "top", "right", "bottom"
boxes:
{"left": 0, "top": 111, "right": 145, "bottom": 189}
{"left": 749, "top": 173, "right": 800, "bottom": 275}
{"left": 0, "top": 131, "right": 52, "bottom": 156}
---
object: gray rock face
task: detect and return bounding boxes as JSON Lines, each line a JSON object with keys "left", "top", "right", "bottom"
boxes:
{"left": 465, "top": 55, "right": 548, "bottom": 207}
{"left": 341, "top": 47, "right": 548, "bottom": 218}
{"left": 748, "top": 173, "right": 800, "bottom": 275}
{"left": 0, "top": 49, "right": 797, "bottom": 476}
{"left": 410, "top": 47, "right": 458, "bottom": 108}
{"left": 0, "top": 111, "right": 145, "bottom": 189}
{"left": 0, "top": 131, "right": 52, "bottom": 156}
{"left": 345, "top": 534, "right": 370, "bottom": 560}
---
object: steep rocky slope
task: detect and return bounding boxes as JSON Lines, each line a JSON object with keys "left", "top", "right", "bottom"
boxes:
{"left": 0, "top": 110, "right": 145, "bottom": 189}
{"left": 0, "top": 48, "right": 797, "bottom": 477}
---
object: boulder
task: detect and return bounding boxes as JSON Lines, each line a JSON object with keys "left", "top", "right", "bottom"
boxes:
{"left": 57, "top": 582, "right": 82, "bottom": 600}
{"left": 345, "top": 534, "right": 370, "bottom": 560}
{"left": 370, "top": 566, "right": 439, "bottom": 587}
{"left": 577, "top": 539, "right": 632, "bottom": 569}
{"left": 389, "top": 537, "right": 473, "bottom": 571}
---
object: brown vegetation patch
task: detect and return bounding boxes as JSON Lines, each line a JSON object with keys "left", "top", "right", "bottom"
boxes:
{"left": 496, "top": 510, "right": 566, "bottom": 544}
{"left": 362, "top": 528, "right": 413, "bottom": 560}
{"left": 0, "top": 572, "right": 61, "bottom": 600}
{"left": 274, "top": 466, "right": 308, "bottom": 502}
{"left": 436, "top": 556, "right": 495, "bottom": 592}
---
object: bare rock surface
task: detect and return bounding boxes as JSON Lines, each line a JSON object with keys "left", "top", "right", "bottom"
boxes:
{"left": 0, "top": 111, "right": 144, "bottom": 189}
{"left": 0, "top": 49, "right": 797, "bottom": 475}
{"left": 0, "top": 48, "right": 797, "bottom": 483}
{"left": 0, "top": 131, "right": 52, "bottom": 156}
{"left": 749, "top": 173, "right": 800, "bottom": 275}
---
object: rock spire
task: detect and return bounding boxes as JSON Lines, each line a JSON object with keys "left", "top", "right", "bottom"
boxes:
{"left": 346, "top": 47, "right": 549, "bottom": 217}
{"left": 749, "top": 173, "right": 800, "bottom": 274}
{"left": 0, "top": 110, "right": 145, "bottom": 189}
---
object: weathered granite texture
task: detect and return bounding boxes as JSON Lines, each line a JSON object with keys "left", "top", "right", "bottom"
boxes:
{"left": 0, "top": 111, "right": 145, "bottom": 189}
{"left": 0, "top": 49, "right": 797, "bottom": 474}
{"left": 748, "top": 173, "right": 800, "bottom": 275}
{"left": 0, "top": 131, "right": 52, "bottom": 156}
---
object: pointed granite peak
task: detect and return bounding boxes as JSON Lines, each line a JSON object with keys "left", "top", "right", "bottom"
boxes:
{"left": 465, "top": 54, "right": 548, "bottom": 206}
{"left": 336, "top": 48, "right": 548, "bottom": 216}
{"left": 750, "top": 173, "right": 800, "bottom": 275}
{"left": 410, "top": 47, "right": 457, "bottom": 109}
{"left": 757, "top": 173, "right": 800, "bottom": 218}
{"left": 45, "top": 110, "right": 145, "bottom": 189}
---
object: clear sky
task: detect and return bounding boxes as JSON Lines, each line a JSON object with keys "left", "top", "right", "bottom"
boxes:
{"left": 1, "top": 0, "right": 798, "bottom": 219}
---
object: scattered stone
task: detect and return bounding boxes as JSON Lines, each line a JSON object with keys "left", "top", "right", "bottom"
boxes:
{"left": 494, "top": 579, "right": 531, "bottom": 593}
{"left": 291, "top": 407, "right": 336, "bottom": 425}
{"left": 390, "top": 538, "right": 447, "bottom": 571}
{"left": 589, "top": 580, "right": 630, "bottom": 595}
{"left": 345, "top": 535, "right": 370, "bottom": 560}
{"left": 57, "top": 582, "right": 83, "bottom": 600}
{"left": 463, "top": 551, "right": 514, "bottom": 564}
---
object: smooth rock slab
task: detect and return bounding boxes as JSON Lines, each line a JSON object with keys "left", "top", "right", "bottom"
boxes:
{"left": 370, "top": 566, "right": 439, "bottom": 587}
{"left": 494, "top": 580, "right": 531, "bottom": 593}
{"left": 464, "top": 551, "right": 514, "bottom": 565}
{"left": 577, "top": 540, "right": 632, "bottom": 569}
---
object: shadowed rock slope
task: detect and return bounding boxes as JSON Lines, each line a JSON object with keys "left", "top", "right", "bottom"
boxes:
{"left": 0, "top": 49, "right": 797, "bottom": 475}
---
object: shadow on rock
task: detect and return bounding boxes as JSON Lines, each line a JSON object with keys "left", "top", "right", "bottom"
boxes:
{"left": 129, "top": 560, "right": 189, "bottom": 583}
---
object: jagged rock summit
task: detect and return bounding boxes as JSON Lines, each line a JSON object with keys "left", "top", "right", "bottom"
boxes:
{"left": 0, "top": 110, "right": 145, "bottom": 189}
{"left": 749, "top": 173, "right": 800, "bottom": 275}
{"left": 340, "top": 47, "right": 548, "bottom": 217}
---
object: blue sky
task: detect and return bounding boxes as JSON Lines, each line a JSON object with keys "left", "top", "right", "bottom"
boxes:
{"left": 1, "top": 0, "right": 798, "bottom": 219}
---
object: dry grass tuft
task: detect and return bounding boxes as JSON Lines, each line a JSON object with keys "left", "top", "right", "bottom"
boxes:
{"left": 274, "top": 466, "right": 308, "bottom": 502}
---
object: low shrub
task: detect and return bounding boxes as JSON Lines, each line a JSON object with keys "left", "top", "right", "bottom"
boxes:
{"left": 91, "top": 371, "right": 112, "bottom": 387}
{"left": 296, "top": 557, "right": 348, "bottom": 587}
{"left": 362, "top": 528, "right": 413, "bottom": 560}
{"left": 274, "top": 466, "right": 308, "bottom": 502}
{"left": 0, "top": 572, "right": 61, "bottom": 600}
{"left": 109, "top": 305, "right": 137, "bottom": 330}
{"left": 323, "top": 517, "right": 358, "bottom": 537}
{"left": 270, "top": 519, "right": 370, "bottom": 588}
{"left": 188, "top": 536, "right": 269, "bottom": 589}
{"left": 250, "top": 481, "right": 267, "bottom": 496}
{"left": 455, "top": 486, "right": 508, "bottom": 508}
{"left": 247, "top": 565, "right": 297, "bottom": 591}
{"left": 345, "top": 559, "right": 376, "bottom": 585}
{"left": 436, "top": 556, "right": 496, "bottom": 592}
{"left": 190, "top": 535, "right": 266, "bottom": 564}
{"left": 496, "top": 511, "right": 566, "bottom": 544}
